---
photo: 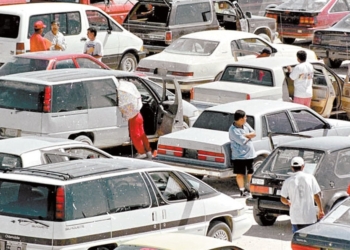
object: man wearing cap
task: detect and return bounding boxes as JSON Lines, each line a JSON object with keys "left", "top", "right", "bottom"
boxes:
{"left": 257, "top": 47, "right": 272, "bottom": 58}
{"left": 280, "top": 156, "right": 324, "bottom": 233}
{"left": 44, "top": 20, "right": 66, "bottom": 51}
{"left": 30, "top": 20, "right": 51, "bottom": 52}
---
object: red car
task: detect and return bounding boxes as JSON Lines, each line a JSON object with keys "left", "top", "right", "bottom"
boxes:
{"left": 265, "top": 0, "right": 350, "bottom": 44}
{"left": 0, "top": 51, "right": 110, "bottom": 76}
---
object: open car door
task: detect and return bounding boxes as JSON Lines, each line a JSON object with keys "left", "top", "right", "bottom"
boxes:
{"left": 232, "top": 1, "right": 249, "bottom": 32}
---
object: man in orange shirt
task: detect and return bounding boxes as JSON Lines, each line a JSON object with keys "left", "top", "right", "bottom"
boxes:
{"left": 30, "top": 21, "right": 51, "bottom": 52}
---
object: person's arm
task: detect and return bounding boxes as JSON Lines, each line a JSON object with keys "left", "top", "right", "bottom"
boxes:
{"left": 314, "top": 192, "right": 325, "bottom": 220}
{"left": 244, "top": 123, "right": 256, "bottom": 139}
{"left": 281, "top": 196, "right": 291, "bottom": 206}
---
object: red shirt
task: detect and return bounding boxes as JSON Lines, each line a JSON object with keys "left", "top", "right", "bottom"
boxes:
{"left": 30, "top": 33, "right": 50, "bottom": 52}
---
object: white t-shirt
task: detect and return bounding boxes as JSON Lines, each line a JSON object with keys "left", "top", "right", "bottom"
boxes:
{"left": 280, "top": 171, "right": 321, "bottom": 225}
{"left": 289, "top": 62, "right": 314, "bottom": 98}
{"left": 83, "top": 39, "right": 103, "bottom": 61}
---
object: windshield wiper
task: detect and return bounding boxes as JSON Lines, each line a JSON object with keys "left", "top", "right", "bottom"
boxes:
{"left": 18, "top": 218, "right": 49, "bottom": 227}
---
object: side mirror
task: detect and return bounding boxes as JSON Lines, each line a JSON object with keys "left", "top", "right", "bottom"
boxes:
{"left": 104, "top": 0, "right": 110, "bottom": 5}
{"left": 324, "top": 122, "right": 331, "bottom": 129}
{"left": 245, "top": 11, "right": 252, "bottom": 18}
{"left": 188, "top": 187, "right": 199, "bottom": 201}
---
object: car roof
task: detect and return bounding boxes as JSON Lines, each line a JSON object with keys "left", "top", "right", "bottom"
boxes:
{"left": 0, "top": 136, "right": 83, "bottom": 155}
{"left": 0, "top": 68, "right": 135, "bottom": 85}
{"left": 14, "top": 51, "right": 100, "bottom": 61}
{"left": 277, "top": 136, "right": 350, "bottom": 152}
{"left": 0, "top": 2, "right": 100, "bottom": 13}
{"left": 121, "top": 233, "right": 239, "bottom": 250}
{"left": 207, "top": 99, "right": 308, "bottom": 115}
{"left": 181, "top": 29, "right": 260, "bottom": 41}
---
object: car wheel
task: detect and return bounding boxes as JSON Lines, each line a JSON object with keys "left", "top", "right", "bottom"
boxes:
{"left": 74, "top": 135, "right": 93, "bottom": 145}
{"left": 258, "top": 33, "right": 271, "bottom": 43}
{"left": 253, "top": 156, "right": 265, "bottom": 172}
{"left": 281, "top": 37, "right": 295, "bottom": 44}
{"left": 119, "top": 53, "right": 137, "bottom": 72}
{"left": 323, "top": 58, "right": 343, "bottom": 68}
{"left": 253, "top": 206, "right": 277, "bottom": 226}
{"left": 207, "top": 221, "right": 232, "bottom": 241}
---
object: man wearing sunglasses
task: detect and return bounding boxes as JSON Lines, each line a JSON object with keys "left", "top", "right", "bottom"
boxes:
{"left": 44, "top": 20, "right": 67, "bottom": 51}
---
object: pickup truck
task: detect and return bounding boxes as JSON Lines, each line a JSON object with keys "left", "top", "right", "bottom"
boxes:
{"left": 122, "top": 0, "right": 276, "bottom": 54}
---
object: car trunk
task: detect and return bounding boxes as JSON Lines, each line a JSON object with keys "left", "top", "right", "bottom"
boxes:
{"left": 313, "top": 30, "right": 350, "bottom": 46}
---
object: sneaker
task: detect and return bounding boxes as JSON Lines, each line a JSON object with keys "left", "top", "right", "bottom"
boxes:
{"left": 240, "top": 189, "right": 250, "bottom": 197}
{"left": 135, "top": 153, "right": 147, "bottom": 159}
{"left": 146, "top": 151, "right": 153, "bottom": 159}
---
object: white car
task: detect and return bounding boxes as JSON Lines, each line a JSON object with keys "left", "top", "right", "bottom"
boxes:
{"left": 0, "top": 136, "right": 114, "bottom": 169}
{"left": 136, "top": 30, "right": 317, "bottom": 92}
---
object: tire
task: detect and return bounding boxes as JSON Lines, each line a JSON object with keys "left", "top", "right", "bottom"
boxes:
{"left": 119, "top": 53, "right": 137, "bottom": 72}
{"left": 253, "top": 206, "right": 277, "bottom": 226}
{"left": 74, "top": 135, "right": 93, "bottom": 145}
{"left": 281, "top": 37, "right": 295, "bottom": 44}
{"left": 207, "top": 221, "right": 232, "bottom": 242}
{"left": 258, "top": 33, "right": 271, "bottom": 43}
{"left": 253, "top": 156, "right": 265, "bottom": 172}
{"left": 323, "top": 58, "right": 343, "bottom": 68}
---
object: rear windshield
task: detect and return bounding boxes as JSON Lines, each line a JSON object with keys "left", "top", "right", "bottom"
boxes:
{"left": 0, "top": 80, "right": 44, "bottom": 112}
{"left": 334, "top": 14, "right": 350, "bottom": 29}
{"left": 276, "top": 0, "right": 329, "bottom": 11}
{"left": 0, "top": 58, "right": 49, "bottom": 77}
{"left": 0, "top": 14, "right": 20, "bottom": 39}
{"left": 0, "top": 180, "right": 54, "bottom": 220}
{"left": 193, "top": 110, "right": 254, "bottom": 132}
{"left": 221, "top": 66, "right": 273, "bottom": 86}
{"left": 165, "top": 38, "right": 219, "bottom": 56}
{"left": 0, "top": 153, "right": 22, "bottom": 169}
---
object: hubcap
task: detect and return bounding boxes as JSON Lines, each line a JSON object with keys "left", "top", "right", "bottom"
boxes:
{"left": 213, "top": 229, "right": 228, "bottom": 240}
{"left": 123, "top": 58, "right": 136, "bottom": 72}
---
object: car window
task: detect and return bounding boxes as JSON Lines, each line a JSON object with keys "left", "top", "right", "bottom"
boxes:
{"left": 334, "top": 149, "right": 350, "bottom": 177}
{"left": 0, "top": 14, "right": 19, "bottom": 39}
{"left": 165, "top": 38, "right": 219, "bottom": 56}
{"left": 232, "top": 38, "right": 269, "bottom": 57}
{"left": 177, "top": 171, "right": 217, "bottom": 197}
{"left": 66, "top": 179, "right": 109, "bottom": 220}
{"left": 0, "top": 58, "right": 49, "bottom": 76}
{"left": 76, "top": 57, "right": 104, "bottom": 69}
{"left": 44, "top": 147, "right": 109, "bottom": 163}
{"left": 330, "top": 0, "right": 350, "bottom": 12}
{"left": 54, "top": 59, "right": 76, "bottom": 69}
{"left": 83, "top": 78, "right": 117, "bottom": 108}
{"left": 265, "top": 112, "right": 293, "bottom": 134}
{"left": 86, "top": 10, "right": 121, "bottom": 32}
{"left": 334, "top": 13, "right": 350, "bottom": 28}
{"left": 0, "top": 153, "right": 22, "bottom": 169}
{"left": 175, "top": 2, "right": 212, "bottom": 25}
{"left": 323, "top": 198, "right": 350, "bottom": 225}
{"left": 290, "top": 110, "right": 326, "bottom": 132}
{"left": 148, "top": 171, "right": 188, "bottom": 202}
{"left": 52, "top": 82, "right": 88, "bottom": 112}
{"left": 221, "top": 66, "right": 273, "bottom": 86}
{"left": 106, "top": 173, "right": 151, "bottom": 213}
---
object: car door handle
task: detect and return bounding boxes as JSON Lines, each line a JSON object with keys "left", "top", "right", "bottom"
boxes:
{"left": 162, "top": 209, "right": 167, "bottom": 219}
{"left": 80, "top": 37, "right": 87, "bottom": 42}
{"left": 152, "top": 211, "right": 157, "bottom": 221}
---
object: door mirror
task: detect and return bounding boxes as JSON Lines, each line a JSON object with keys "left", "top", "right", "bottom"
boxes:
{"left": 245, "top": 11, "right": 252, "bottom": 18}
{"left": 188, "top": 187, "right": 199, "bottom": 201}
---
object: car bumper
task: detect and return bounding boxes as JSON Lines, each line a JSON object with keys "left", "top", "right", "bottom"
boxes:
{"left": 232, "top": 213, "right": 252, "bottom": 240}
{"left": 310, "top": 45, "right": 349, "bottom": 60}
{"left": 146, "top": 76, "right": 213, "bottom": 92}
{"left": 246, "top": 197, "right": 289, "bottom": 211}
{"left": 277, "top": 26, "right": 314, "bottom": 40}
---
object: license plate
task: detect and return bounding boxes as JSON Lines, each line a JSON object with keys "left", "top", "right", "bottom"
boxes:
{"left": 4, "top": 128, "right": 21, "bottom": 137}
{"left": 276, "top": 189, "right": 281, "bottom": 195}
{"left": 0, "top": 240, "right": 27, "bottom": 250}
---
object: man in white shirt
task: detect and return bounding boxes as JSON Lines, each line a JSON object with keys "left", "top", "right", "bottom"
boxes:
{"left": 287, "top": 50, "right": 314, "bottom": 107}
{"left": 280, "top": 156, "right": 324, "bottom": 233}
{"left": 44, "top": 20, "right": 67, "bottom": 51}
{"left": 83, "top": 27, "right": 103, "bottom": 61}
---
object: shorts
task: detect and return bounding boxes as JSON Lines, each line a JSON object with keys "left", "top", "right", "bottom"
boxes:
{"left": 231, "top": 159, "right": 254, "bottom": 175}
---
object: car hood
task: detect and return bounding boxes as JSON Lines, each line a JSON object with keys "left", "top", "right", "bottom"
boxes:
{"left": 325, "top": 118, "right": 350, "bottom": 128}
{"left": 158, "top": 128, "right": 229, "bottom": 150}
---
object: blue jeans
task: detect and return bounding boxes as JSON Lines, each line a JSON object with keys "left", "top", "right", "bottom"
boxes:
{"left": 292, "top": 224, "right": 312, "bottom": 233}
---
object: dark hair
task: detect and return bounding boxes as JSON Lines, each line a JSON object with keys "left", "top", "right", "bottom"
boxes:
{"left": 51, "top": 20, "right": 59, "bottom": 25}
{"left": 296, "top": 50, "right": 307, "bottom": 62}
{"left": 292, "top": 166, "right": 302, "bottom": 171}
{"left": 234, "top": 109, "right": 246, "bottom": 121}
{"left": 87, "top": 27, "right": 97, "bottom": 37}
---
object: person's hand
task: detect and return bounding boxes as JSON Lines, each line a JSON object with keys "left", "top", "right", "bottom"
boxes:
{"left": 318, "top": 210, "right": 325, "bottom": 220}
{"left": 287, "top": 66, "right": 292, "bottom": 72}
{"left": 54, "top": 44, "right": 62, "bottom": 50}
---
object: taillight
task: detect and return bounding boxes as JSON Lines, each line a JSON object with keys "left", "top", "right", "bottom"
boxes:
{"left": 291, "top": 243, "right": 320, "bottom": 250}
{"left": 250, "top": 184, "right": 271, "bottom": 194}
{"left": 313, "top": 33, "right": 321, "bottom": 45}
{"left": 16, "top": 42, "right": 25, "bottom": 54}
{"left": 299, "top": 16, "right": 316, "bottom": 25}
{"left": 165, "top": 31, "right": 172, "bottom": 44}
{"left": 158, "top": 144, "right": 183, "bottom": 157}
{"left": 198, "top": 150, "right": 225, "bottom": 163}
{"left": 266, "top": 13, "right": 278, "bottom": 20}
{"left": 43, "top": 86, "right": 51, "bottom": 113}
{"left": 347, "top": 184, "right": 350, "bottom": 195}
{"left": 56, "top": 186, "right": 65, "bottom": 220}
{"left": 190, "top": 88, "right": 194, "bottom": 100}
{"left": 169, "top": 71, "right": 194, "bottom": 77}
{"left": 136, "top": 67, "right": 152, "bottom": 73}
{"left": 246, "top": 94, "right": 250, "bottom": 100}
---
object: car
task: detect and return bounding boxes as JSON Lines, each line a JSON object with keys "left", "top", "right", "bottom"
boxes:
{"left": 155, "top": 100, "right": 350, "bottom": 179}
{"left": 114, "top": 233, "right": 244, "bottom": 250}
{"left": 189, "top": 57, "right": 348, "bottom": 119}
{"left": 310, "top": 13, "right": 350, "bottom": 69}
{"left": 0, "top": 136, "right": 114, "bottom": 169}
{"left": 135, "top": 30, "right": 317, "bottom": 92}
{"left": 265, "top": 0, "right": 350, "bottom": 44}
{"left": 0, "top": 68, "right": 199, "bottom": 149}
{"left": 291, "top": 196, "right": 350, "bottom": 250}
{"left": 0, "top": 158, "right": 252, "bottom": 249}
{"left": 246, "top": 136, "right": 350, "bottom": 227}
{"left": 0, "top": 51, "right": 110, "bottom": 76}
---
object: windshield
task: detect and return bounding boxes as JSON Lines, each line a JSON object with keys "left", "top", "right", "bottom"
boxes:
{"left": 193, "top": 111, "right": 254, "bottom": 132}
{"left": 276, "top": 0, "right": 329, "bottom": 11}
{"left": 323, "top": 199, "right": 350, "bottom": 226}
{"left": 165, "top": 38, "right": 219, "bottom": 56}
{"left": 0, "top": 58, "right": 49, "bottom": 76}
{"left": 221, "top": 66, "right": 273, "bottom": 86}
{"left": 262, "top": 148, "right": 324, "bottom": 175}
{"left": 0, "top": 153, "right": 22, "bottom": 169}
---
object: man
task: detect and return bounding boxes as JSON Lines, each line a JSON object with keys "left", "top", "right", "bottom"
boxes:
{"left": 257, "top": 47, "right": 272, "bottom": 58}
{"left": 30, "top": 20, "right": 51, "bottom": 52}
{"left": 44, "top": 20, "right": 67, "bottom": 51}
{"left": 280, "top": 156, "right": 324, "bottom": 233}
{"left": 229, "top": 110, "right": 256, "bottom": 197}
{"left": 83, "top": 27, "right": 103, "bottom": 61}
{"left": 287, "top": 50, "right": 314, "bottom": 107}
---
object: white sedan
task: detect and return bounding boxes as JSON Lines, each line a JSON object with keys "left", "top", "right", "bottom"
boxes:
{"left": 0, "top": 136, "right": 114, "bottom": 169}
{"left": 136, "top": 30, "right": 317, "bottom": 92}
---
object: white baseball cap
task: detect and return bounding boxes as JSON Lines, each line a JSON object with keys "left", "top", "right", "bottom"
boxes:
{"left": 291, "top": 157, "right": 304, "bottom": 167}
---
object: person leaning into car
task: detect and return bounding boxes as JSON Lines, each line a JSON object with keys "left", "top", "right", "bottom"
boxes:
{"left": 229, "top": 109, "right": 256, "bottom": 197}
{"left": 280, "top": 157, "right": 324, "bottom": 233}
